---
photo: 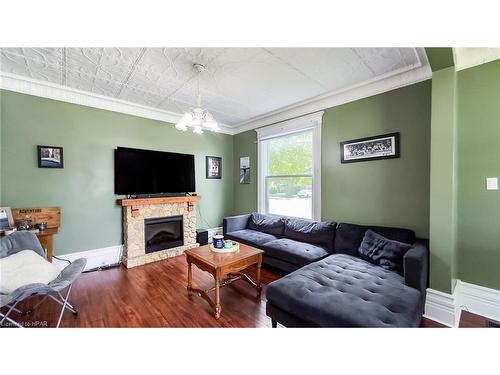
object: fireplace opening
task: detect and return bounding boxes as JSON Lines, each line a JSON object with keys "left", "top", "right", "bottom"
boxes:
{"left": 144, "top": 215, "right": 184, "bottom": 254}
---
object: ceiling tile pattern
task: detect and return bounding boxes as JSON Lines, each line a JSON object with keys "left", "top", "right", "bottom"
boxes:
{"left": 0, "top": 47, "right": 422, "bottom": 126}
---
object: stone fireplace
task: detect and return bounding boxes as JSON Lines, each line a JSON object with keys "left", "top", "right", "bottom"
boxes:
{"left": 120, "top": 196, "right": 201, "bottom": 268}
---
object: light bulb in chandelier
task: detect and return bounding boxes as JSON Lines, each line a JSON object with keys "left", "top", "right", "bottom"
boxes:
{"left": 193, "top": 125, "right": 204, "bottom": 134}
{"left": 175, "top": 112, "right": 191, "bottom": 131}
{"left": 174, "top": 63, "right": 220, "bottom": 134}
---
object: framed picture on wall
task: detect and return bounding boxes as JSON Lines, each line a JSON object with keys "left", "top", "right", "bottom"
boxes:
{"left": 206, "top": 156, "right": 222, "bottom": 179}
{"left": 37, "top": 145, "right": 64, "bottom": 168}
{"left": 239, "top": 156, "right": 250, "bottom": 184}
{"left": 340, "top": 132, "right": 400, "bottom": 163}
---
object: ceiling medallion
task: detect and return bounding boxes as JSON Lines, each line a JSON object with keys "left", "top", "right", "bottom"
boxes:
{"left": 175, "top": 63, "right": 219, "bottom": 134}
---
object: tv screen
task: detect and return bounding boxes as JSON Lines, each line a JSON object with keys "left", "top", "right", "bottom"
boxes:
{"left": 114, "top": 147, "right": 195, "bottom": 195}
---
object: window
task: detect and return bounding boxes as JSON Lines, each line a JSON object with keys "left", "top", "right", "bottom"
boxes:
{"left": 257, "top": 112, "right": 322, "bottom": 220}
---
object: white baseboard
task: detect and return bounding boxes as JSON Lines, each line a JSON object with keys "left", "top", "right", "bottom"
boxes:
{"left": 424, "top": 280, "right": 500, "bottom": 327}
{"left": 50, "top": 228, "right": 223, "bottom": 271}
{"left": 52, "top": 229, "right": 223, "bottom": 271}
{"left": 207, "top": 227, "right": 223, "bottom": 243}
{"left": 454, "top": 280, "right": 500, "bottom": 323}
{"left": 424, "top": 289, "right": 456, "bottom": 327}
{"left": 52, "top": 245, "right": 123, "bottom": 272}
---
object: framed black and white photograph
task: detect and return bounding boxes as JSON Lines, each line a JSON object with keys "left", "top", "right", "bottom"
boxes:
{"left": 340, "top": 132, "right": 400, "bottom": 163}
{"left": 0, "top": 207, "right": 14, "bottom": 230}
{"left": 239, "top": 156, "right": 250, "bottom": 184}
{"left": 240, "top": 168, "right": 251, "bottom": 184}
{"left": 37, "top": 145, "right": 64, "bottom": 168}
{"left": 206, "top": 156, "right": 222, "bottom": 179}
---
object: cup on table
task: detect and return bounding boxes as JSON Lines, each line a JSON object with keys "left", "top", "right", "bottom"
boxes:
{"left": 213, "top": 235, "right": 224, "bottom": 249}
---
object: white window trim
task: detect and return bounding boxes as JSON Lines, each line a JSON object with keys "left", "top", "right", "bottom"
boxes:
{"left": 256, "top": 111, "right": 323, "bottom": 221}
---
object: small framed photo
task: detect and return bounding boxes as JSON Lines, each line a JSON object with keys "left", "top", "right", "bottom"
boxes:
{"left": 0, "top": 207, "right": 14, "bottom": 230}
{"left": 239, "top": 168, "right": 250, "bottom": 184}
{"left": 240, "top": 156, "right": 250, "bottom": 169}
{"left": 37, "top": 145, "right": 64, "bottom": 168}
{"left": 340, "top": 132, "right": 400, "bottom": 164}
{"left": 206, "top": 156, "right": 222, "bottom": 179}
{"left": 239, "top": 156, "right": 250, "bottom": 184}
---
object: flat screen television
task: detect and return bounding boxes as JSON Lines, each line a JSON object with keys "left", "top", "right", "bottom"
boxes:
{"left": 114, "top": 147, "right": 195, "bottom": 195}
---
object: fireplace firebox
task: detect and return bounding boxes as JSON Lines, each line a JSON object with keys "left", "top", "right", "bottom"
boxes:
{"left": 144, "top": 215, "right": 184, "bottom": 254}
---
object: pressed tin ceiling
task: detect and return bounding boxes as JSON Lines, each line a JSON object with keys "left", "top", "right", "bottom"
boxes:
{"left": 0, "top": 48, "right": 429, "bottom": 128}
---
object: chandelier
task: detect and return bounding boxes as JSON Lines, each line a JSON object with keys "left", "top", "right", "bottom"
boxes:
{"left": 175, "top": 63, "right": 220, "bottom": 133}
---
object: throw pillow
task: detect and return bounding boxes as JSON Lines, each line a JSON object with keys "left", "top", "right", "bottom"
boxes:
{"left": 284, "top": 218, "right": 336, "bottom": 251}
{"left": 0, "top": 250, "right": 61, "bottom": 294}
{"left": 247, "top": 212, "right": 285, "bottom": 236}
{"left": 358, "top": 230, "right": 412, "bottom": 275}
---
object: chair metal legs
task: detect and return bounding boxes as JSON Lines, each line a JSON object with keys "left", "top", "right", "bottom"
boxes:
{"left": 0, "top": 284, "right": 78, "bottom": 328}
{"left": 55, "top": 284, "right": 74, "bottom": 328}
{"left": 0, "top": 301, "right": 23, "bottom": 328}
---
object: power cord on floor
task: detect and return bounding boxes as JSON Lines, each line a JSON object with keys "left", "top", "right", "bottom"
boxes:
{"left": 52, "top": 255, "right": 71, "bottom": 264}
{"left": 82, "top": 262, "right": 122, "bottom": 273}
{"left": 52, "top": 254, "right": 121, "bottom": 273}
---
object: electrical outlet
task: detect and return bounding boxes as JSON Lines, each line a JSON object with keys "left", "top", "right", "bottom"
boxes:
{"left": 486, "top": 177, "right": 498, "bottom": 191}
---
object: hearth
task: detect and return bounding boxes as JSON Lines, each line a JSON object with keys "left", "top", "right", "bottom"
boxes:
{"left": 144, "top": 215, "right": 184, "bottom": 254}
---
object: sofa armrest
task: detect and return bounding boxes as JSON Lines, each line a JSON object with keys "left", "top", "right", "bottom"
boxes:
{"left": 223, "top": 214, "right": 251, "bottom": 235}
{"left": 403, "top": 239, "right": 429, "bottom": 293}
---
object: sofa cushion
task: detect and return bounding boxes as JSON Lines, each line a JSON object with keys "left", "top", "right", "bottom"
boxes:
{"left": 262, "top": 238, "right": 329, "bottom": 267}
{"left": 284, "top": 218, "right": 336, "bottom": 251}
{"left": 266, "top": 253, "right": 422, "bottom": 327}
{"left": 225, "top": 229, "right": 279, "bottom": 247}
{"left": 247, "top": 213, "right": 284, "bottom": 236}
{"left": 334, "top": 222, "right": 415, "bottom": 256}
{"left": 358, "top": 230, "right": 412, "bottom": 275}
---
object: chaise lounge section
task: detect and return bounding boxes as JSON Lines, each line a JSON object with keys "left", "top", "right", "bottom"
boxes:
{"left": 223, "top": 213, "right": 429, "bottom": 327}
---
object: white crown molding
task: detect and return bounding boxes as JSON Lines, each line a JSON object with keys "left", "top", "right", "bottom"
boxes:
{"left": 424, "top": 280, "right": 500, "bottom": 327}
{"left": 0, "top": 73, "right": 235, "bottom": 135}
{"left": 0, "top": 48, "right": 431, "bottom": 137}
{"left": 234, "top": 48, "right": 432, "bottom": 134}
{"left": 255, "top": 111, "right": 324, "bottom": 140}
{"left": 453, "top": 47, "right": 500, "bottom": 71}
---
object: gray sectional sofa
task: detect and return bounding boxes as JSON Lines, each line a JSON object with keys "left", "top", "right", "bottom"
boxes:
{"left": 223, "top": 213, "right": 429, "bottom": 328}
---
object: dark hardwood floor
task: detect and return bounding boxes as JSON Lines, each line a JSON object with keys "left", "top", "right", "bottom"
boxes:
{"left": 3, "top": 255, "right": 446, "bottom": 328}
{"left": 459, "top": 311, "right": 500, "bottom": 328}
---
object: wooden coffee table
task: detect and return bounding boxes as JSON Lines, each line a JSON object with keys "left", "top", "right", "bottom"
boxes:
{"left": 185, "top": 243, "right": 264, "bottom": 319}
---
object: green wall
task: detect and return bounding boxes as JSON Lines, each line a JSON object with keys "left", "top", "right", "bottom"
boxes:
{"left": 4, "top": 64, "right": 498, "bottom": 291}
{"left": 456, "top": 60, "right": 500, "bottom": 290}
{"left": 0, "top": 90, "right": 3, "bottom": 205}
{"left": 233, "top": 81, "right": 432, "bottom": 238}
{"left": 233, "top": 130, "right": 257, "bottom": 215}
{"left": 429, "top": 67, "right": 458, "bottom": 293}
{"left": 322, "top": 81, "right": 431, "bottom": 237}
{"left": 0, "top": 90, "right": 234, "bottom": 255}
{"left": 425, "top": 48, "right": 455, "bottom": 71}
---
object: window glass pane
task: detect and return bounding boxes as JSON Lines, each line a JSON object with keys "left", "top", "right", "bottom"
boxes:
{"left": 268, "top": 131, "right": 313, "bottom": 176}
{"left": 266, "top": 176, "right": 312, "bottom": 219}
